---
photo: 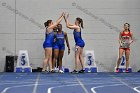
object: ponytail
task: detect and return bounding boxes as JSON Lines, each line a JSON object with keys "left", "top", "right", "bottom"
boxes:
{"left": 81, "top": 19, "right": 83, "bottom": 29}
{"left": 76, "top": 17, "right": 84, "bottom": 29}
{"left": 44, "top": 20, "right": 52, "bottom": 27}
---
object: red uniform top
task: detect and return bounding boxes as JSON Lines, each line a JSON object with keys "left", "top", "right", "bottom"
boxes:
{"left": 120, "top": 31, "right": 132, "bottom": 50}
{"left": 121, "top": 31, "right": 132, "bottom": 39}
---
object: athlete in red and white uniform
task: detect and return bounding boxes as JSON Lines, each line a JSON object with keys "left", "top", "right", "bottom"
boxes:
{"left": 116, "top": 23, "right": 133, "bottom": 73}
{"left": 120, "top": 30, "right": 131, "bottom": 50}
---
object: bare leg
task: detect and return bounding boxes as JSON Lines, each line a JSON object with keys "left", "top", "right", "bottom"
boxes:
{"left": 75, "top": 46, "right": 80, "bottom": 71}
{"left": 42, "top": 48, "right": 50, "bottom": 71}
{"left": 48, "top": 48, "right": 53, "bottom": 71}
{"left": 58, "top": 50, "right": 64, "bottom": 70}
{"left": 79, "top": 47, "right": 84, "bottom": 70}
{"left": 125, "top": 49, "right": 130, "bottom": 70}
{"left": 52, "top": 49, "right": 59, "bottom": 70}
{"left": 116, "top": 48, "right": 124, "bottom": 69}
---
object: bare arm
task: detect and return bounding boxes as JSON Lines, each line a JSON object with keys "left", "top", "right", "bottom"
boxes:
{"left": 65, "top": 19, "right": 73, "bottom": 26}
{"left": 130, "top": 32, "right": 134, "bottom": 44}
{"left": 64, "top": 32, "right": 70, "bottom": 55}
{"left": 64, "top": 14, "right": 79, "bottom": 29}
{"left": 119, "top": 32, "right": 122, "bottom": 46}
{"left": 48, "top": 13, "right": 64, "bottom": 29}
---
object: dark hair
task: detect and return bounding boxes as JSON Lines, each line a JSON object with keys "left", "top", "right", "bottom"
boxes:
{"left": 57, "top": 24, "right": 62, "bottom": 27}
{"left": 124, "top": 23, "right": 130, "bottom": 31}
{"left": 44, "top": 20, "right": 52, "bottom": 27}
{"left": 76, "top": 17, "right": 83, "bottom": 29}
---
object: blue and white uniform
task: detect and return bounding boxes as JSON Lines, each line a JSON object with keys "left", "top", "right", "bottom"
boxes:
{"left": 53, "top": 31, "right": 65, "bottom": 50}
{"left": 43, "top": 30, "right": 54, "bottom": 48}
{"left": 73, "top": 29, "right": 85, "bottom": 48}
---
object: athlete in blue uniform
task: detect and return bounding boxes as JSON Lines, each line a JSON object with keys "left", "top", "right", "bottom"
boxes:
{"left": 42, "top": 13, "right": 64, "bottom": 72}
{"left": 73, "top": 29, "right": 85, "bottom": 48}
{"left": 43, "top": 31, "right": 54, "bottom": 48}
{"left": 52, "top": 24, "right": 70, "bottom": 73}
{"left": 64, "top": 14, "right": 85, "bottom": 73}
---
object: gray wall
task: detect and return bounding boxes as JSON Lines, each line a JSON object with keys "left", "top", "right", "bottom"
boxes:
{"left": 0, "top": 0, "right": 140, "bottom": 72}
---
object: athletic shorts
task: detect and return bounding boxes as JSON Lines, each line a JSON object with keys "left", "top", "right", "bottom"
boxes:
{"left": 43, "top": 41, "right": 53, "bottom": 48}
{"left": 53, "top": 44, "right": 65, "bottom": 50}
{"left": 119, "top": 48, "right": 130, "bottom": 51}
{"left": 76, "top": 41, "right": 85, "bottom": 48}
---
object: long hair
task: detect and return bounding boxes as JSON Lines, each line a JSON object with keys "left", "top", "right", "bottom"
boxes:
{"left": 76, "top": 17, "right": 83, "bottom": 29}
{"left": 124, "top": 23, "right": 130, "bottom": 31}
{"left": 44, "top": 20, "right": 52, "bottom": 27}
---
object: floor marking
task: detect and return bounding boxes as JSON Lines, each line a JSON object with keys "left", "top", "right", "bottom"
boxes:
{"left": 133, "top": 86, "right": 140, "bottom": 93}
{"left": 47, "top": 82, "right": 104, "bottom": 93}
{"left": 1, "top": 84, "right": 35, "bottom": 93}
{"left": 32, "top": 73, "right": 40, "bottom": 93}
{"left": 91, "top": 84, "right": 124, "bottom": 93}
{"left": 109, "top": 74, "right": 140, "bottom": 92}
{"left": 1, "top": 83, "right": 60, "bottom": 93}
{"left": 74, "top": 75, "right": 89, "bottom": 93}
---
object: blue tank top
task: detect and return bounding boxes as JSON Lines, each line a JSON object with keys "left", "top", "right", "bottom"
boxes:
{"left": 73, "top": 29, "right": 84, "bottom": 44}
{"left": 56, "top": 31, "right": 65, "bottom": 45}
{"left": 44, "top": 30, "right": 54, "bottom": 44}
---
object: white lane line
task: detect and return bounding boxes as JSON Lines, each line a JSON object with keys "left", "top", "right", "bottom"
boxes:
{"left": 74, "top": 75, "right": 89, "bottom": 93}
{"left": 91, "top": 84, "right": 124, "bottom": 93}
{"left": 0, "top": 81, "right": 34, "bottom": 83}
{"left": 47, "top": 84, "right": 80, "bottom": 93}
{"left": 32, "top": 73, "right": 40, "bottom": 93}
{"left": 109, "top": 75, "right": 134, "bottom": 88}
{"left": 1, "top": 82, "right": 59, "bottom": 93}
{"left": 133, "top": 86, "right": 140, "bottom": 93}
{"left": 1, "top": 84, "right": 35, "bottom": 93}
{"left": 0, "top": 81, "right": 77, "bottom": 86}
{"left": 0, "top": 82, "right": 34, "bottom": 85}
{"left": 47, "top": 82, "right": 104, "bottom": 93}
{"left": 109, "top": 75, "right": 140, "bottom": 93}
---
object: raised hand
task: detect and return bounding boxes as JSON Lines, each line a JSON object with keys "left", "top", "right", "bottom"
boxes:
{"left": 66, "top": 13, "right": 69, "bottom": 19}
{"left": 61, "top": 12, "right": 65, "bottom": 17}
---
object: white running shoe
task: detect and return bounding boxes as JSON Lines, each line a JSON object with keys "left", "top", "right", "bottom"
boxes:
{"left": 59, "top": 70, "right": 64, "bottom": 73}
{"left": 42, "top": 69, "right": 46, "bottom": 72}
